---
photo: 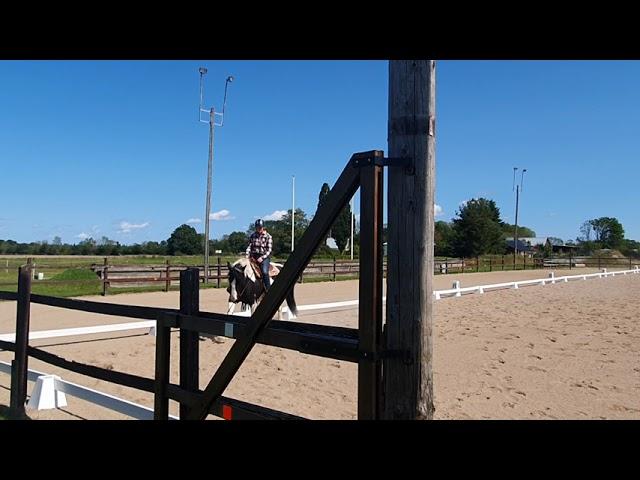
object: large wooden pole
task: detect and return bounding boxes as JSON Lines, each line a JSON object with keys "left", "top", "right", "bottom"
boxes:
{"left": 179, "top": 268, "right": 200, "bottom": 419}
{"left": 384, "top": 60, "right": 436, "bottom": 419}
{"left": 10, "top": 265, "right": 32, "bottom": 417}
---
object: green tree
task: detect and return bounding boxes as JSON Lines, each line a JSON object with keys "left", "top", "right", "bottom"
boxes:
{"left": 435, "top": 221, "right": 454, "bottom": 257}
{"left": 226, "top": 231, "right": 249, "bottom": 255}
{"left": 246, "top": 209, "right": 310, "bottom": 257}
{"left": 500, "top": 223, "right": 536, "bottom": 238}
{"left": 451, "top": 198, "right": 504, "bottom": 257}
{"left": 167, "top": 224, "right": 202, "bottom": 255}
{"left": 332, "top": 203, "right": 352, "bottom": 254}
{"left": 317, "top": 183, "right": 331, "bottom": 238}
{"left": 586, "top": 217, "right": 625, "bottom": 249}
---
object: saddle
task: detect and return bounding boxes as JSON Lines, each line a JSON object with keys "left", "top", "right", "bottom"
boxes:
{"left": 248, "top": 258, "right": 280, "bottom": 280}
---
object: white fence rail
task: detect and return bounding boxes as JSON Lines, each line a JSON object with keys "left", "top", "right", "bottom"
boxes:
{"left": 0, "top": 360, "right": 177, "bottom": 420}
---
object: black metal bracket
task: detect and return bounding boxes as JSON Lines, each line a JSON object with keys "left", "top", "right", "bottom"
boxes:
{"left": 359, "top": 349, "right": 409, "bottom": 362}
{"left": 352, "top": 153, "right": 412, "bottom": 170}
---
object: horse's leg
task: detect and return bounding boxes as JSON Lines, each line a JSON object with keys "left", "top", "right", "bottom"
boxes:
{"left": 286, "top": 287, "right": 298, "bottom": 319}
{"left": 227, "top": 302, "right": 235, "bottom": 315}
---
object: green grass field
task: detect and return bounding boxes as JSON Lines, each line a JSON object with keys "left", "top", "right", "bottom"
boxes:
{"left": 0, "top": 254, "right": 552, "bottom": 299}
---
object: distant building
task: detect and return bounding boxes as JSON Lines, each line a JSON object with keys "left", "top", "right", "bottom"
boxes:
{"left": 505, "top": 237, "right": 577, "bottom": 254}
{"left": 505, "top": 239, "right": 532, "bottom": 254}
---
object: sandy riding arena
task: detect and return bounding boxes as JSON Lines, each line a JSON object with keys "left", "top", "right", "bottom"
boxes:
{"left": 1, "top": 268, "right": 638, "bottom": 419}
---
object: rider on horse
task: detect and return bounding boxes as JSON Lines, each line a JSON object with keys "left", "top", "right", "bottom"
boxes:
{"left": 245, "top": 219, "right": 273, "bottom": 291}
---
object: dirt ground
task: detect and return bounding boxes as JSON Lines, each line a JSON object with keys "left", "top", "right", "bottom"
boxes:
{"left": 1, "top": 267, "right": 639, "bottom": 420}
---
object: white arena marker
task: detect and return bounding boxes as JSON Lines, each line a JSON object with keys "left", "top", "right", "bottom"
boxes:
{"left": 27, "top": 375, "right": 67, "bottom": 411}
{"left": 512, "top": 282, "right": 519, "bottom": 289}
{"left": 453, "top": 281, "right": 461, "bottom": 297}
{"left": 548, "top": 272, "right": 556, "bottom": 284}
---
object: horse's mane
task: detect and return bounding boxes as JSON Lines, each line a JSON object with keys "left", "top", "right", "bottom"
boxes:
{"left": 230, "top": 257, "right": 256, "bottom": 282}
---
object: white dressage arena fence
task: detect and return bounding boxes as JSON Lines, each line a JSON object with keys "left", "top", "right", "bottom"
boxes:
{"left": 1, "top": 266, "right": 636, "bottom": 417}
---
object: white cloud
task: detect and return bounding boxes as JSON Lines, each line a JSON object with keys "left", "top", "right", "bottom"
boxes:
{"left": 186, "top": 218, "right": 202, "bottom": 224}
{"left": 209, "top": 210, "right": 235, "bottom": 221}
{"left": 118, "top": 221, "right": 150, "bottom": 233}
{"left": 76, "top": 232, "right": 89, "bottom": 240}
{"left": 434, "top": 204, "right": 443, "bottom": 217}
{"left": 263, "top": 210, "right": 287, "bottom": 221}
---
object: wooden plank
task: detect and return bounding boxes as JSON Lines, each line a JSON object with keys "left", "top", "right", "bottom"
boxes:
{"left": 179, "top": 313, "right": 361, "bottom": 362}
{"left": 0, "top": 291, "right": 18, "bottom": 301}
{"left": 154, "top": 313, "right": 174, "bottom": 420}
{"left": 166, "top": 385, "right": 306, "bottom": 420}
{"left": 179, "top": 268, "right": 200, "bottom": 419}
{"left": 26, "top": 344, "right": 155, "bottom": 392}
{"left": 30, "top": 293, "right": 177, "bottom": 320}
{"left": 186, "top": 152, "right": 364, "bottom": 419}
{"left": 358, "top": 162, "right": 384, "bottom": 419}
{"left": 384, "top": 60, "right": 435, "bottom": 419}
{"left": 10, "top": 265, "right": 31, "bottom": 417}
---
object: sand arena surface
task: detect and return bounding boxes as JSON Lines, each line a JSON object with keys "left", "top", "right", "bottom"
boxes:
{"left": 1, "top": 268, "right": 638, "bottom": 419}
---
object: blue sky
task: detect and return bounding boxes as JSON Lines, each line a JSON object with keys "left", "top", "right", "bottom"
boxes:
{"left": 1, "top": 60, "right": 638, "bottom": 244}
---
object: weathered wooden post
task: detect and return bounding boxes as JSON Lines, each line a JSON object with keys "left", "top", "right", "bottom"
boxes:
{"left": 217, "top": 256, "right": 221, "bottom": 288}
{"left": 384, "top": 60, "right": 435, "bottom": 419}
{"left": 358, "top": 153, "right": 384, "bottom": 419}
{"left": 476, "top": 256, "right": 480, "bottom": 272}
{"left": 179, "top": 268, "right": 200, "bottom": 419}
{"left": 10, "top": 265, "right": 32, "bottom": 417}
{"left": 154, "top": 313, "right": 174, "bottom": 420}
{"left": 165, "top": 259, "right": 171, "bottom": 292}
{"left": 102, "top": 257, "right": 109, "bottom": 296}
{"left": 333, "top": 257, "right": 337, "bottom": 282}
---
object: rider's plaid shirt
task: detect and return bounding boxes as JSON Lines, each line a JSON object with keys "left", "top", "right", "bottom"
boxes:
{"left": 246, "top": 231, "right": 273, "bottom": 261}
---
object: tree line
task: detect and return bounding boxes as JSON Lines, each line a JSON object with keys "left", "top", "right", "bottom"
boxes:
{"left": 2, "top": 193, "right": 637, "bottom": 259}
{"left": 0, "top": 182, "right": 356, "bottom": 258}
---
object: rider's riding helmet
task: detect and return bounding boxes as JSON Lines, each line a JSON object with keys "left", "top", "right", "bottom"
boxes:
{"left": 255, "top": 219, "right": 264, "bottom": 229}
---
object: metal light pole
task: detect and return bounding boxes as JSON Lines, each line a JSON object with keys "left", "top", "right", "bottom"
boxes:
{"left": 513, "top": 167, "right": 527, "bottom": 267}
{"left": 291, "top": 175, "right": 295, "bottom": 252}
{"left": 350, "top": 197, "right": 355, "bottom": 261}
{"left": 199, "top": 67, "right": 233, "bottom": 284}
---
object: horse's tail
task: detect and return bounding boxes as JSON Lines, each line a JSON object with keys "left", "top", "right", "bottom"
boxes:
{"left": 286, "top": 286, "right": 298, "bottom": 318}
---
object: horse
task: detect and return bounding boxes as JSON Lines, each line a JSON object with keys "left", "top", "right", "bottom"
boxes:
{"left": 226, "top": 258, "right": 298, "bottom": 319}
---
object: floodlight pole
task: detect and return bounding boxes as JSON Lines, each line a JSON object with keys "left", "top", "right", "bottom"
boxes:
{"left": 291, "top": 175, "right": 295, "bottom": 252}
{"left": 199, "top": 68, "right": 233, "bottom": 283}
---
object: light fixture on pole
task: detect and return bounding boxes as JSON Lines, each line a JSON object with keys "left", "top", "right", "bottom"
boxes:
{"left": 350, "top": 197, "right": 355, "bottom": 261}
{"left": 512, "top": 166, "right": 527, "bottom": 266}
{"left": 199, "top": 68, "right": 233, "bottom": 284}
{"left": 291, "top": 175, "right": 295, "bottom": 252}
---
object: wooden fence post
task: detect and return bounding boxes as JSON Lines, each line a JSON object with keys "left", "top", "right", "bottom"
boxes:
{"left": 333, "top": 257, "right": 337, "bottom": 281}
{"left": 154, "top": 313, "right": 173, "bottom": 420}
{"left": 217, "top": 256, "right": 221, "bottom": 288}
{"left": 179, "top": 268, "right": 200, "bottom": 419}
{"left": 165, "top": 259, "right": 171, "bottom": 292}
{"left": 489, "top": 257, "right": 493, "bottom": 272}
{"left": 358, "top": 160, "right": 384, "bottom": 419}
{"left": 384, "top": 60, "right": 435, "bottom": 420}
{"left": 102, "top": 257, "right": 109, "bottom": 296}
{"left": 476, "top": 256, "right": 480, "bottom": 272}
{"left": 10, "top": 265, "right": 32, "bottom": 418}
